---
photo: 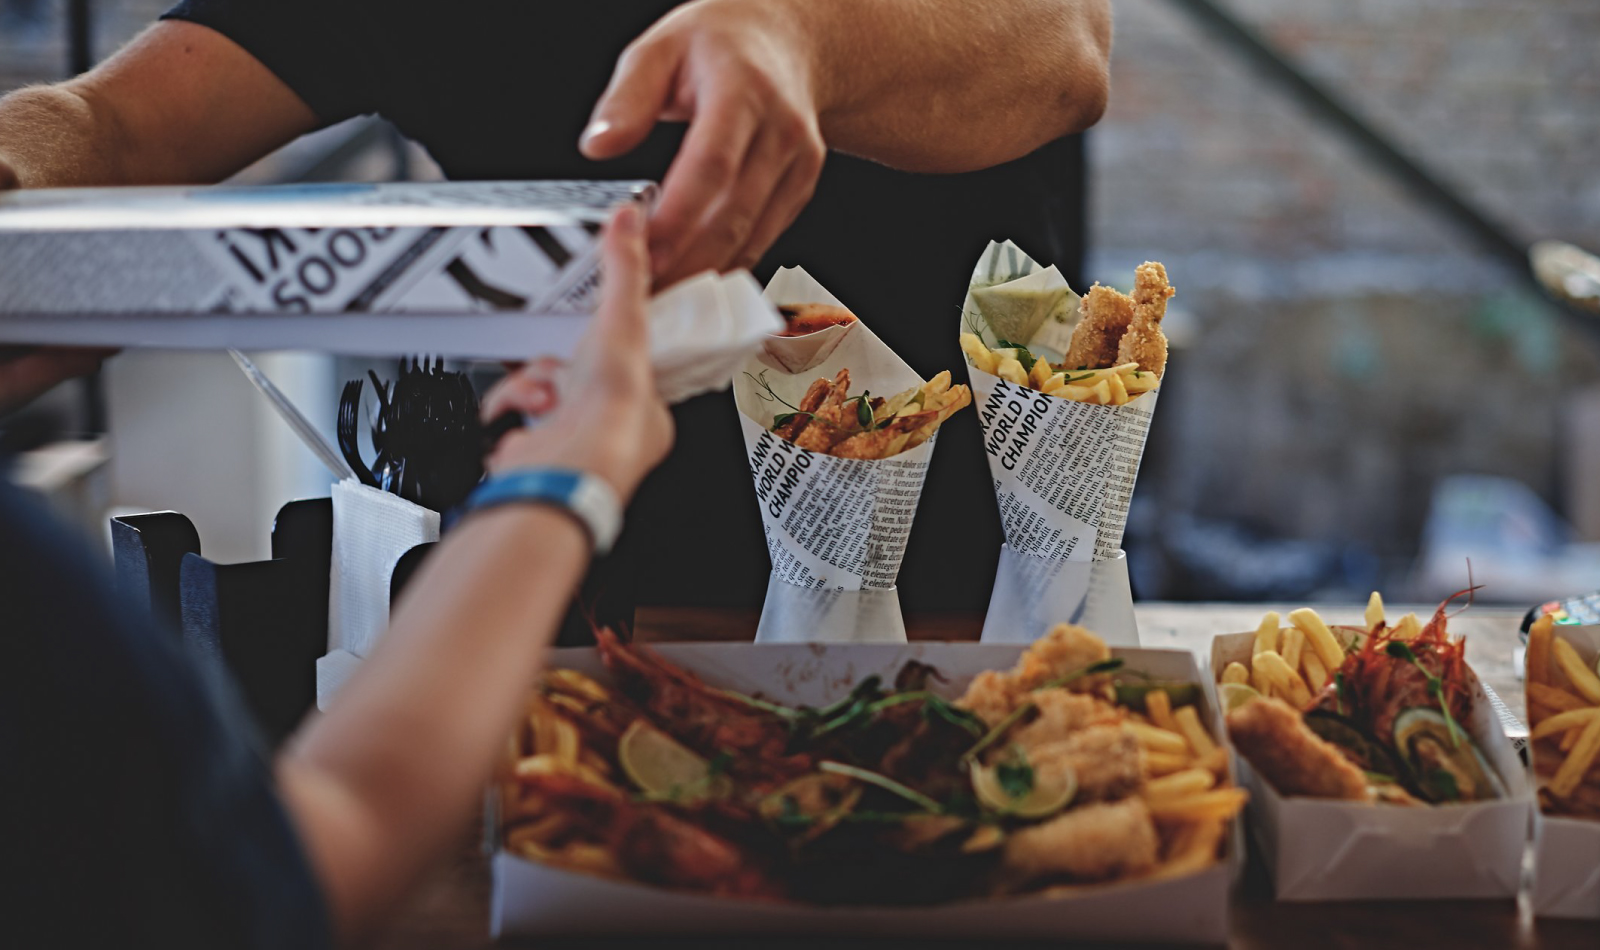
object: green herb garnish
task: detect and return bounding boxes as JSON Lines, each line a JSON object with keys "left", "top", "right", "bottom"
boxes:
{"left": 996, "top": 755, "right": 1035, "bottom": 799}
{"left": 818, "top": 761, "right": 942, "bottom": 813}
{"left": 1384, "top": 641, "right": 1465, "bottom": 749}
{"left": 855, "top": 392, "right": 874, "bottom": 428}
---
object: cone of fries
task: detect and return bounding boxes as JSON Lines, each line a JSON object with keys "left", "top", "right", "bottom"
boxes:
{"left": 960, "top": 241, "right": 1172, "bottom": 643}
{"left": 734, "top": 267, "right": 971, "bottom": 642}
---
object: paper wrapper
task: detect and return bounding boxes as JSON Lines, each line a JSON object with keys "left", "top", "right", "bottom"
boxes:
{"left": 732, "top": 267, "right": 936, "bottom": 593}
{"left": 1211, "top": 631, "right": 1532, "bottom": 901}
{"left": 1529, "top": 625, "right": 1600, "bottom": 919}
{"left": 963, "top": 241, "right": 1159, "bottom": 561}
{"left": 492, "top": 642, "right": 1237, "bottom": 943}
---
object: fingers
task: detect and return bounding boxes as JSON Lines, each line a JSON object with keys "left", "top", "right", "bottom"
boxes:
{"left": 654, "top": 122, "right": 795, "bottom": 287}
{"left": 593, "top": 203, "right": 653, "bottom": 343}
{"left": 580, "top": 38, "right": 682, "bottom": 161}
{"left": 729, "top": 138, "right": 825, "bottom": 272}
{"left": 646, "top": 83, "right": 761, "bottom": 280}
{"left": 481, "top": 356, "right": 564, "bottom": 421}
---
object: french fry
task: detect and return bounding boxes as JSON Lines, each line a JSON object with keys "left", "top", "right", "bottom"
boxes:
{"left": 1106, "top": 371, "right": 1130, "bottom": 405}
{"left": 1365, "top": 591, "right": 1385, "bottom": 630}
{"left": 1550, "top": 714, "right": 1600, "bottom": 799}
{"left": 1302, "top": 650, "right": 1328, "bottom": 692}
{"left": 1288, "top": 607, "right": 1347, "bottom": 672}
{"left": 1531, "top": 707, "right": 1600, "bottom": 740}
{"left": 1144, "top": 788, "right": 1249, "bottom": 822}
{"left": 1221, "top": 661, "right": 1250, "bottom": 685}
{"left": 996, "top": 357, "right": 1028, "bottom": 386}
{"left": 1280, "top": 627, "right": 1305, "bottom": 673}
{"left": 1126, "top": 721, "right": 1190, "bottom": 756}
{"left": 1252, "top": 611, "right": 1280, "bottom": 656}
{"left": 1196, "top": 747, "right": 1230, "bottom": 777}
{"left": 1253, "top": 650, "right": 1312, "bottom": 707}
{"left": 1173, "top": 705, "right": 1219, "bottom": 757}
{"left": 1145, "top": 750, "right": 1197, "bottom": 776}
{"left": 1526, "top": 614, "right": 1553, "bottom": 685}
{"left": 1145, "top": 768, "right": 1216, "bottom": 801}
{"left": 1552, "top": 637, "right": 1600, "bottom": 704}
{"left": 1089, "top": 379, "right": 1112, "bottom": 404}
{"left": 1028, "top": 356, "right": 1053, "bottom": 389}
{"left": 1392, "top": 613, "right": 1422, "bottom": 640}
{"left": 1250, "top": 659, "right": 1275, "bottom": 699}
{"left": 1146, "top": 688, "right": 1179, "bottom": 733}
{"left": 1561, "top": 727, "right": 1583, "bottom": 753}
{"left": 1528, "top": 682, "right": 1592, "bottom": 713}
{"left": 960, "top": 333, "right": 1000, "bottom": 374}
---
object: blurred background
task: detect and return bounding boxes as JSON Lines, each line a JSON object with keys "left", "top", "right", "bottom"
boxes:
{"left": 3, "top": 0, "right": 1598, "bottom": 605}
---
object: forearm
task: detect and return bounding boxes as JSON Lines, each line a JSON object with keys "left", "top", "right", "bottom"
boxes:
{"left": 277, "top": 506, "right": 588, "bottom": 942}
{"left": 790, "top": 0, "right": 1111, "bottom": 171}
{"left": 0, "top": 83, "right": 131, "bottom": 188}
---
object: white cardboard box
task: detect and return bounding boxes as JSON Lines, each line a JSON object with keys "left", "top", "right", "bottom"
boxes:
{"left": 492, "top": 642, "right": 1240, "bottom": 943}
{"left": 1529, "top": 625, "right": 1600, "bottom": 919}
{"left": 0, "top": 180, "right": 640, "bottom": 359}
{"left": 1210, "top": 631, "right": 1532, "bottom": 902}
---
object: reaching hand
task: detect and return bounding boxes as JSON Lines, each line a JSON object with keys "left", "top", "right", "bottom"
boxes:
{"left": 479, "top": 204, "right": 674, "bottom": 503}
{"left": 580, "top": 0, "right": 827, "bottom": 288}
{"left": 0, "top": 346, "right": 117, "bottom": 418}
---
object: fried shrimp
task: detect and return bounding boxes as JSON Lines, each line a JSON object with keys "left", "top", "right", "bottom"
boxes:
{"left": 1062, "top": 284, "right": 1135, "bottom": 370}
{"left": 1115, "top": 261, "right": 1175, "bottom": 377}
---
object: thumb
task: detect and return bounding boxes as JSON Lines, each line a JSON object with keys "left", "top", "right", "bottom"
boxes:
{"left": 592, "top": 204, "right": 653, "bottom": 343}
{"left": 580, "top": 39, "right": 681, "bottom": 161}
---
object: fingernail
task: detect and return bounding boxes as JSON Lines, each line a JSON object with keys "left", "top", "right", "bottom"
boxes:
{"left": 614, "top": 203, "right": 643, "bottom": 234}
{"left": 579, "top": 119, "right": 611, "bottom": 151}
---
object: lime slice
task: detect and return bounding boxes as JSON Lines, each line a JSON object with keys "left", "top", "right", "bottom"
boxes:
{"left": 1219, "top": 682, "right": 1262, "bottom": 713}
{"left": 618, "top": 720, "right": 725, "bottom": 802}
{"left": 971, "top": 761, "right": 1077, "bottom": 818}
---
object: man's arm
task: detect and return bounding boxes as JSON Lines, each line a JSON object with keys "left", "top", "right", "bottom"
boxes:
{"left": 583, "top": 0, "right": 1111, "bottom": 284}
{"left": 0, "top": 20, "right": 317, "bottom": 188}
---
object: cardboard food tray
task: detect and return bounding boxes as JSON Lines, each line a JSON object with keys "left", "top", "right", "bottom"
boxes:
{"left": 1210, "top": 631, "right": 1532, "bottom": 902}
{"left": 492, "top": 642, "right": 1240, "bottom": 943}
{"left": 1529, "top": 624, "right": 1600, "bottom": 920}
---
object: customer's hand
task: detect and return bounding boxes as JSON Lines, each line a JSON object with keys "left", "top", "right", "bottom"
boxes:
{"left": 0, "top": 346, "right": 117, "bottom": 418}
{"left": 580, "top": 0, "right": 827, "bottom": 287}
{"left": 480, "top": 204, "right": 673, "bottom": 502}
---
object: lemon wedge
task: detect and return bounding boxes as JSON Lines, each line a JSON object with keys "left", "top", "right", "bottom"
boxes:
{"left": 1219, "top": 682, "right": 1262, "bottom": 713}
{"left": 971, "top": 760, "right": 1076, "bottom": 818}
{"left": 618, "top": 720, "right": 727, "bottom": 802}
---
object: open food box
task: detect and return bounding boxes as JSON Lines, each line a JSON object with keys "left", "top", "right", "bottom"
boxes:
{"left": 1211, "top": 626, "right": 1531, "bottom": 902}
{"left": 490, "top": 641, "right": 1242, "bottom": 943}
{"left": 1525, "top": 622, "right": 1600, "bottom": 919}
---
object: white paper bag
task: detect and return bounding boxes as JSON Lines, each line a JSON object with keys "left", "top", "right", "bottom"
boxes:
{"left": 962, "top": 241, "right": 1160, "bottom": 561}
{"left": 732, "top": 267, "right": 939, "bottom": 593}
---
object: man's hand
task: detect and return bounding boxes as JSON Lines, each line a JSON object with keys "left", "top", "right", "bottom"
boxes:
{"left": 480, "top": 203, "right": 674, "bottom": 502}
{"left": 580, "top": 0, "right": 827, "bottom": 287}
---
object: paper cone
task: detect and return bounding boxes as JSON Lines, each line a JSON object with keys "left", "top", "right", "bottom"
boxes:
{"left": 733, "top": 266, "right": 937, "bottom": 592}
{"left": 962, "top": 241, "right": 1160, "bottom": 561}
{"left": 979, "top": 545, "right": 1138, "bottom": 645}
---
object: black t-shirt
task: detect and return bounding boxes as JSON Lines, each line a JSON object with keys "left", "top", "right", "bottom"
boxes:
{"left": 0, "top": 477, "right": 330, "bottom": 949}
{"left": 167, "top": 0, "right": 1088, "bottom": 612}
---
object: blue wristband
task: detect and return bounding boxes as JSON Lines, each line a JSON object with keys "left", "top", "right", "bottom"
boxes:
{"left": 460, "top": 469, "right": 622, "bottom": 555}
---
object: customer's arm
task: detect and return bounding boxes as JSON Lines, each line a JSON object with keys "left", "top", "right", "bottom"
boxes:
{"left": 0, "top": 20, "right": 314, "bottom": 188}
{"left": 273, "top": 204, "right": 672, "bottom": 945}
{"left": 583, "top": 0, "right": 1112, "bottom": 282}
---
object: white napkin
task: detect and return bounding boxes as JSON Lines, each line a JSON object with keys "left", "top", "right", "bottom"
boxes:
{"left": 328, "top": 478, "right": 440, "bottom": 659}
{"left": 650, "top": 270, "right": 783, "bottom": 403}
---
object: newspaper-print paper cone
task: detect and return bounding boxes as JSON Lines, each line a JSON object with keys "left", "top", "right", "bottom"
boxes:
{"left": 979, "top": 545, "right": 1137, "bottom": 646}
{"left": 733, "top": 266, "right": 936, "bottom": 593}
{"left": 963, "top": 241, "right": 1160, "bottom": 561}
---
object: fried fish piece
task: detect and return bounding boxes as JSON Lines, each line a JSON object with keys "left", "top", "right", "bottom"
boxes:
{"left": 772, "top": 376, "right": 831, "bottom": 442}
{"left": 1027, "top": 724, "right": 1145, "bottom": 803}
{"left": 1062, "top": 284, "right": 1135, "bottom": 370}
{"left": 1226, "top": 697, "right": 1370, "bottom": 800}
{"left": 1013, "top": 623, "right": 1114, "bottom": 693}
{"left": 1012, "top": 691, "right": 1123, "bottom": 748}
{"left": 1115, "top": 261, "right": 1174, "bottom": 377}
{"left": 1002, "top": 798, "right": 1159, "bottom": 884}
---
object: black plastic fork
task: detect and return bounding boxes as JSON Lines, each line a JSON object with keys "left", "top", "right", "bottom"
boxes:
{"left": 337, "top": 379, "right": 378, "bottom": 487}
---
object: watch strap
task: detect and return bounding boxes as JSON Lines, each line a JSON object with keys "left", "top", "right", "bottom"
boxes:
{"left": 463, "top": 469, "right": 622, "bottom": 555}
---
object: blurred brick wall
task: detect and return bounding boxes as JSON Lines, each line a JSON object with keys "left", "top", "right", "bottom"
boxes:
{"left": 1094, "top": 0, "right": 1600, "bottom": 596}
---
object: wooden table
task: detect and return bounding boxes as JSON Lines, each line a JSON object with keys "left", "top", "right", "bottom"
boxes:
{"left": 376, "top": 603, "right": 1597, "bottom": 949}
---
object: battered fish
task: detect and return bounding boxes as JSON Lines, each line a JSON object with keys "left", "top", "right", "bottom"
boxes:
{"left": 1002, "top": 798, "right": 1159, "bottom": 883}
{"left": 1027, "top": 724, "right": 1145, "bottom": 802}
{"left": 1062, "top": 284, "right": 1135, "bottom": 370}
{"left": 1226, "top": 697, "right": 1370, "bottom": 800}
{"left": 1115, "top": 261, "right": 1175, "bottom": 377}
